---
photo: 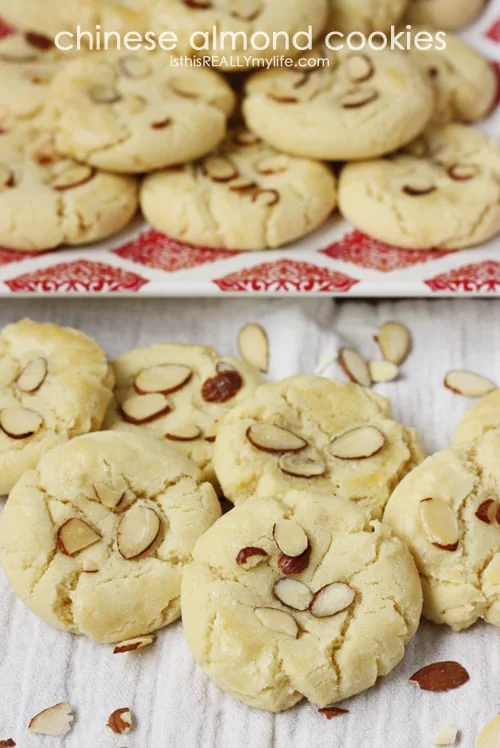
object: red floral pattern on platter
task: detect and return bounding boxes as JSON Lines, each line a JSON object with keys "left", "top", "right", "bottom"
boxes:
{"left": 113, "top": 230, "right": 240, "bottom": 272}
{"left": 486, "top": 19, "right": 500, "bottom": 43}
{"left": 321, "top": 231, "right": 451, "bottom": 273}
{"left": 425, "top": 261, "right": 500, "bottom": 293}
{"left": 5, "top": 260, "right": 148, "bottom": 293}
{"left": 213, "top": 260, "right": 359, "bottom": 293}
{"left": 0, "top": 248, "right": 36, "bottom": 266}
{"left": 0, "top": 17, "right": 14, "bottom": 39}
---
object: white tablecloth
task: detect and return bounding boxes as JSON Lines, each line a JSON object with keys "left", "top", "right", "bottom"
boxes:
{"left": 0, "top": 297, "right": 499, "bottom": 748}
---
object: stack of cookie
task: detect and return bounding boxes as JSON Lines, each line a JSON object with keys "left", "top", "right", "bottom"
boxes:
{"left": 0, "top": 0, "right": 497, "bottom": 252}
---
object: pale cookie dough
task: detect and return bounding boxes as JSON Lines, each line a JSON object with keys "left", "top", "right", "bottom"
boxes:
{"left": 326, "top": 0, "right": 408, "bottom": 34}
{"left": 405, "top": 0, "right": 486, "bottom": 30}
{"left": 43, "top": 52, "right": 236, "bottom": 173}
{"left": 213, "top": 376, "right": 424, "bottom": 518}
{"left": 0, "top": 431, "right": 220, "bottom": 642}
{"left": 339, "top": 124, "right": 500, "bottom": 250}
{"left": 181, "top": 490, "right": 423, "bottom": 712}
{"left": 384, "top": 431, "right": 500, "bottom": 631}
{"left": 103, "top": 343, "right": 264, "bottom": 484}
{"left": 455, "top": 390, "right": 500, "bottom": 445}
{"left": 148, "top": 0, "right": 328, "bottom": 72}
{"left": 242, "top": 47, "right": 434, "bottom": 161}
{"left": 0, "top": 128, "right": 138, "bottom": 251}
{"left": 0, "top": 319, "right": 114, "bottom": 495}
{"left": 140, "top": 129, "right": 337, "bottom": 251}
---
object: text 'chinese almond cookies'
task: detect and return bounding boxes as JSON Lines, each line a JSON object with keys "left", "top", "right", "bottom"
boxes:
{"left": 0, "top": 319, "right": 114, "bottom": 495}
{"left": 104, "top": 343, "right": 264, "bottom": 484}
{"left": 339, "top": 125, "right": 500, "bottom": 251}
{"left": 140, "top": 129, "right": 337, "bottom": 251}
{"left": 0, "top": 431, "right": 221, "bottom": 642}
{"left": 181, "top": 490, "right": 423, "bottom": 712}
{"left": 384, "top": 431, "right": 500, "bottom": 631}
{"left": 213, "top": 376, "right": 424, "bottom": 518}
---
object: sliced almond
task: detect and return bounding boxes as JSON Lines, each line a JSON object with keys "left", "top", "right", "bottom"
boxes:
{"left": 229, "top": 0, "right": 262, "bottom": 21}
{"left": 267, "top": 91, "right": 299, "bottom": 104}
{"left": 117, "top": 505, "right": 161, "bottom": 560}
{"left": 255, "top": 155, "right": 289, "bottom": 175}
{"left": 278, "top": 545, "right": 311, "bottom": 576}
{"left": 375, "top": 322, "right": 412, "bottom": 365}
{"left": 318, "top": 707, "right": 349, "bottom": 719}
{"left": 119, "top": 55, "right": 150, "bottom": 79}
{"left": 151, "top": 117, "right": 172, "bottom": 130}
{"left": 476, "top": 499, "right": 500, "bottom": 527}
{"left": 169, "top": 76, "right": 203, "bottom": 99}
{"left": 107, "top": 708, "right": 133, "bottom": 735}
{"left": 0, "top": 165, "right": 14, "bottom": 191}
{"left": 252, "top": 189, "right": 280, "bottom": 206}
{"left": 368, "top": 360, "right": 399, "bottom": 383}
{"left": 182, "top": 0, "right": 212, "bottom": 6}
{"left": 309, "top": 583, "right": 355, "bottom": 618}
{"left": 330, "top": 425, "right": 385, "bottom": 460}
{"left": 233, "top": 129, "right": 261, "bottom": 147}
{"left": 113, "top": 634, "right": 156, "bottom": 653}
{"left": 345, "top": 53, "right": 375, "bottom": 82}
{"left": 278, "top": 451, "right": 326, "bottom": 478}
{"left": 448, "top": 164, "right": 479, "bottom": 181}
{"left": 237, "top": 323, "right": 269, "bottom": 373}
{"left": 120, "top": 393, "right": 171, "bottom": 424}
{"left": 254, "top": 607, "right": 298, "bottom": 638}
{"left": 444, "top": 370, "right": 496, "bottom": 398}
{"left": 201, "top": 370, "right": 243, "bottom": 403}
{"left": 57, "top": 518, "right": 101, "bottom": 556}
{"left": 340, "top": 88, "right": 379, "bottom": 109}
{"left": 434, "top": 724, "right": 458, "bottom": 746}
{"left": 229, "top": 178, "right": 257, "bottom": 193}
{"left": 134, "top": 364, "right": 192, "bottom": 395}
{"left": 0, "top": 407, "right": 43, "bottom": 439}
{"left": 165, "top": 424, "right": 202, "bottom": 442}
{"left": 420, "top": 499, "right": 459, "bottom": 552}
{"left": 16, "top": 357, "right": 47, "bottom": 393}
{"left": 0, "top": 739, "right": 16, "bottom": 746}
{"left": 49, "top": 165, "right": 95, "bottom": 191}
{"left": 247, "top": 424, "right": 307, "bottom": 454}
{"left": 402, "top": 179, "right": 437, "bottom": 196}
{"left": 475, "top": 715, "right": 500, "bottom": 748}
{"left": 273, "top": 518, "right": 308, "bottom": 557}
{"left": 28, "top": 702, "right": 74, "bottom": 736}
{"left": 25, "top": 31, "right": 54, "bottom": 50}
{"left": 338, "top": 347, "right": 371, "bottom": 387}
{"left": 410, "top": 661, "right": 469, "bottom": 692}
{"left": 82, "top": 560, "right": 99, "bottom": 573}
{"left": 236, "top": 546, "right": 268, "bottom": 568}
{"left": 273, "top": 578, "right": 313, "bottom": 611}
{"left": 94, "top": 482, "right": 126, "bottom": 509}
{"left": 89, "top": 83, "right": 121, "bottom": 104}
{"left": 202, "top": 155, "right": 238, "bottom": 183}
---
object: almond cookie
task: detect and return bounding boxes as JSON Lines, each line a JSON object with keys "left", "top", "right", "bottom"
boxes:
{"left": 0, "top": 319, "right": 115, "bottom": 495}
{"left": 243, "top": 47, "right": 433, "bottom": 161}
{"left": 326, "top": 0, "right": 408, "bottom": 34}
{"left": 0, "top": 128, "right": 138, "bottom": 251}
{"left": 455, "top": 390, "right": 500, "bottom": 445}
{"left": 213, "top": 376, "right": 424, "bottom": 518}
{"left": 405, "top": 0, "right": 486, "bottom": 30}
{"left": 43, "top": 52, "right": 236, "bottom": 173}
{"left": 339, "top": 124, "right": 500, "bottom": 250}
{"left": 140, "top": 129, "right": 337, "bottom": 251}
{"left": 0, "top": 431, "right": 220, "bottom": 642}
{"left": 181, "top": 489, "right": 422, "bottom": 712}
{"left": 148, "top": 0, "right": 328, "bottom": 72}
{"left": 384, "top": 431, "right": 500, "bottom": 631}
{"left": 103, "top": 343, "right": 264, "bottom": 484}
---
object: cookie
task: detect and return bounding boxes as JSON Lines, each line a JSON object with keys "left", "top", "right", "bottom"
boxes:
{"left": 0, "top": 319, "right": 114, "bottom": 495}
{"left": 0, "top": 431, "right": 220, "bottom": 642}
{"left": 338, "top": 124, "right": 500, "bottom": 250}
{"left": 384, "top": 431, "right": 500, "bottom": 631}
{"left": 0, "top": 0, "right": 94, "bottom": 38}
{"left": 181, "top": 489, "right": 422, "bottom": 712}
{"left": 43, "top": 52, "right": 236, "bottom": 173}
{"left": 148, "top": 0, "right": 328, "bottom": 72}
{"left": 0, "top": 128, "right": 138, "bottom": 251}
{"left": 103, "top": 343, "right": 264, "bottom": 484}
{"left": 242, "top": 47, "right": 434, "bottom": 161}
{"left": 454, "top": 390, "right": 500, "bottom": 445}
{"left": 326, "top": 0, "right": 407, "bottom": 33}
{"left": 405, "top": 0, "right": 486, "bottom": 30}
{"left": 140, "top": 129, "right": 337, "bottom": 251}
{"left": 213, "top": 376, "right": 424, "bottom": 518}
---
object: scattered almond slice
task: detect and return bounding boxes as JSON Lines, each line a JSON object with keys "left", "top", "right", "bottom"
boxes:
{"left": 0, "top": 165, "right": 14, "bottom": 191}
{"left": 375, "top": 322, "right": 411, "bottom": 365}
{"left": 94, "top": 481, "right": 125, "bottom": 509}
{"left": 236, "top": 546, "right": 268, "bottom": 568}
{"left": 229, "top": 178, "right": 257, "bottom": 194}
{"left": 345, "top": 52, "right": 374, "bottom": 82}
{"left": 410, "top": 661, "right": 469, "bottom": 692}
{"left": 368, "top": 360, "right": 399, "bottom": 384}
{"left": 278, "top": 451, "right": 326, "bottom": 478}
{"left": 318, "top": 707, "right": 349, "bottom": 719}
{"left": 49, "top": 165, "right": 95, "bottom": 191}
{"left": 57, "top": 518, "right": 101, "bottom": 556}
{"left": 119, "top": 55, "right": 150, "bottom": 78}
{"left": 330, "top": 426, "right": 385, "bottom": 460}
{"left": 107, "top": 708, "right": 133, "bottom": 735}
{"left": 254, "top": 607, "right": 298, "bottom": 638}
{"left": 16, "top": 357, "right": 48, "bottom": 393}
{"left": 117, "top": 505, "right": 161, "bottom": 560}
{"left": 309, "top": 583, "right": 355, "bottom": 618}
{"left": 402, "top": 179, "right": 437, "bottom": 196}
{"left": 89, "top": 83, "right": 121, "bottom": 104}
{"left": 202, "top": 155, "right": 238, "bottom": 182}
{"left": 444, "top": 370, "right": 496, "bottom": 398}
{"left": 0, "top": 407, "right": 43, "bottom": 439}
{"left": 0, "top": 740, "right": 16, "bottom": 747}
{"left": 255, "top": 155, "right": 288, "bottom": 175}
{"left": 246, "top": 424, "right": 307, "bottom": 453}
{"left": 448, "top": 164, "right": 479, "bottom": 181}
{"left": 237, "top": 323, "right": 269, "bottom": 373}
{"left": 201, "top": 370, "right": 243, "bottom": 403}
{"left": 273, "top": 518, "right": 308, "bottom": 557}
{"left": 165, "top": 425, "right": 202, "bottom": 442}
{"left": 475, "top": 499, "right": 500, "bottom": 527}
{"left": 113, "top": 634, "right": 156, "bottom": 653}
{"left": 273, "top": 578, "right": 313, "bottom": 611}
{"left": 120, "top": 393, "right": 171, "bottom": 424}
{"left": 434, "top": 724, "right": 458, "bottom": 746}
{"left": 169, "top": 75, "right": 204, "bottom": 99}
{"left": 420, "top": 499, "right": 459, "bottom": 551}
{"left": 25, "top": 31, "right": 54, "bottom": 49}
{"left": 340, "top": 88, "right": 379, "bottom": 109}
{"left": 28, "top": 702, "right": 74, "bottom": 736}
{"left": 338, "top": 348, "right": 371, "bottom": 387}
{"left": 278, "top": 546, "right": 311, "bottom": 575}
{"left": 134, "top": 364, "right": 192, "bottom": 395}
{"left": 475, "top": 715, "right": 500, "bottom": 747}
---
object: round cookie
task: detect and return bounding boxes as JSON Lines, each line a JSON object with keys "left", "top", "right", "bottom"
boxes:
{"left": 140, "top": 129, "right": 337, "bottom": 251}
{"left": 454, "top": 390, "right": 500, "bottom": 445}
{"left": 0, "top": 319, "right": 114, "bottom": 495}
{"left": 181, "top": 490, "right": 423, "bottom": 712}
{"left": 103, "top": 343, "right": 264, "bottom": 484}
{"left": 384, "top": 431, "right": 500, "bottom": 631}
{"left": 43, "top": 52, "right": 236, "bottom": 173}
{"left": 242, "top": 47, "right": 434, "bottom": 161}
{"left": 326, "top": 0, "right": 408, "bottom": 33}
{"left": 0, "top": 431, "right": 221, "bottom": 642}
{"left": 338, "top": 124, "right": 500, "bottom": 251}
{"left": 405, "top": 0, "right": 486, "bottom": 30}
{"left": 0, "top": 128, "right": 138, "bottom": 251}
{"left": 213, "top": 376, "right": 424, "bottom": 518}
{"left": 148, "top": 0, "right": 328, "bottom": 72}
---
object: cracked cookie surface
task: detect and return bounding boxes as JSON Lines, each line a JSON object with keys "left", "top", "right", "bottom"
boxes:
{"left": 181, "top": 490, "right": 422, "bottom": 712}
{"left": 326, "top": 0, "right": 408, "bottom": 33}
{"left": 0, "top": 319, "right": 115, "bottom": 494}
{"left": 213, "top": 376, "right": 424, "bottom": 518}
{"left": 140, "top": 129, "right": 337, "bottom": 251}
{"left": 404, "top": 0, "right": 486, "bottom": 30}
{"left": 384, "top": 431, "right": 500, "bottom": 631}
{"left": 0, "top": 430, "right": 220, "bottom": 642}
{"left": 454, "top": 390, "right": 500, "bottom": 445}
{"left": 338, "top": 124, "right": 500, "bottom": 250}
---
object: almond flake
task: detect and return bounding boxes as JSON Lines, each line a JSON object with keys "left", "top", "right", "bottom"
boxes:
{"left": 345, "top": 53, "right": 374, "bottom": 82}
{"left": 246, "top": 424, "right": 307, "bottom": 453}
{"left": 368, "top": 360, "right": 399, "bottom": 383}
{"left": 375, "top": 322, "right": 411, "bottom": 365}
{"left": 330, "top": 426, "right": 385, "bottom": 460}
{"left": 28, "top": 702, "right": 74, "bottom": 736}
{"left": 448, "top": 164, "right": 479, "bottom": 181}
{"left": 278, "top": 451, "right": 327, "bottom": 478}
{"left": 201, "top": 370, "right": 243, "bottom": 403}
{"left": 120, "top": 393, "right": 171, "bottom": 424}
{"left": 309, "top": 582, "right": 355, "bottom": 618}
{"left": 107, "top": 708, "right": 133, "bottom": 735}
{"left": 254, "top": 607, "right": 298, "bottom": 638}
{"left": 255, "top": 155, "right": 288, "bottom": 175}
{"left": 402, "top": 179, "right": 437, "bottom": 196}
{"left": 170, "top": 75, "right": 204, "bottom": 99}
{"left": 318, "top": 707, "right": 349, "bottom": 719}
{"left": 117, "top": 505, "right": 161, "bottom": 560}
{"left": 134, "top": 364, "right": 192, "bottom": 395}
{"left": 278, "top": 546, "right": 311, "bottom": 576}
{"left": 410, "top": 661, "right": 469, "bottom": 692}
{"left": 89, "top": 83, "right": 121, "bottom": 104}
{"left": 119, "top": 55, "right": 150, "bottom": 79}
{"left": 165, "top": 424, "right": 202, "bottom": 442}
{"left": 475, "top": 499, "right": 500, "bottom": 527}
{"left": 57, "top": 518, "right": 101, "bottom": 556}
{"left": 273, "top": 578, "right": 313, "bottom": 611}
{"left": 0, "top": 407, "right": 43, "bottom": 439}
{"left": 16, "top": 357, "right": 48, "bottom": 393}
{"left": 237, "top": 323, "right": 269, "bottom": 373}
{"left": 273, "top": 518, "right": 309, "bottom": 557}
{"left": 202, "top": 155, "right": 238, "bottom": 182}
{"left": 434, "top": 724, "right": 458, "bottom": 746}
{"left": 94, "top": 481, "right": 126, "bottom": 509}
{"left": 113, "top": 634, "right": 156, "bottom": 653}
{"left": 338, "top": 348, "right": 371, "bottom": 387}
{"left": 475, "top": 715, "right": 500, "bottom": 748}
{"left": 340, "top": 87, "right": 379, "bottom": 108}
{"left": 49, "top": 165, "right": 95, "bottom": 191}
{"left": 444, "top": 370, "right": 496, "bottom": 398}
{"left": 236, "top": 546, "right": 268, "bottom": 568}
{"left": 420, "top": 499, "right": 459, "bottom": 551}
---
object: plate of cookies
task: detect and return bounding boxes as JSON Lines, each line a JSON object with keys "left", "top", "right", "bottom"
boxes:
{"left": 0, "top": 2, "right": 498, "bottom": 297}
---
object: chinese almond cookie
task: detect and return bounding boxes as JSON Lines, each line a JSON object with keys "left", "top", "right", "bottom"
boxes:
{"left": 0, "top": 431, "right": 220, "bottom": 642}
{"left": 384, "top": 431, "right": 500, "bottom": 631}
{"left": 405, "top": 0, "right": 486, "bottom": 30}
{"left": 103, "top": 343, "right": 264, "bottom": 484}
{"left": 454, "top": 390, "right": 500, "bottom": 445}
{"left": 181, "top": 490, "right": 423, "bottom": 712}
{"left": 326, "top": 0, "right": 408, "bottom": 33}
{"left": 140, "top": 129, "right": 337, "bottom": 251}
{"left": 0, "top": 319, "right": 114, "bottom": 495}
{"left": 213, "top": 376, "right": 424, "bottom": 518}
{"left": 338, "top": 124, "right": 500, "bottom": 250}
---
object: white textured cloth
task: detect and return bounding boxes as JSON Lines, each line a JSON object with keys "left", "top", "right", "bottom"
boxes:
{"left": 0, "top": 297, "right": 499, "bottom": 748}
